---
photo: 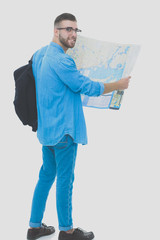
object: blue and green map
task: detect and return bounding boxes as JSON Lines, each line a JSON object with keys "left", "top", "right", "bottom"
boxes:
{"left": 67, "top": 35, "right": 140, "bottom": 109}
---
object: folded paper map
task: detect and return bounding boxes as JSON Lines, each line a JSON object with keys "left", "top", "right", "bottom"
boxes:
{"left": 67, "top": 35, "right": 140, "bottom": 110}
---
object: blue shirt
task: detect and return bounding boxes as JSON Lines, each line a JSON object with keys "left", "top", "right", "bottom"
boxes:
{"left": 32, "top": 42, "right": 104, "bottom": 145}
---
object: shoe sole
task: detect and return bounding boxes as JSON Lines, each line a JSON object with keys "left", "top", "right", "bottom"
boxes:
{"left": 27, "top": 229, "right": 55, "bottom": 240}
{"left": 58, "top": 233, "right": 94, "bottom": 240}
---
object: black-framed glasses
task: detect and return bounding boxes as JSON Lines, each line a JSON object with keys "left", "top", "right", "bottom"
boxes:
{"left": 57, "top": 27, "right": 82, "bottom": 33}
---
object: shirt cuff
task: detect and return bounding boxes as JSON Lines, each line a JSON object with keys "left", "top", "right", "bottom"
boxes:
{"left": 99, "top": 82, "right": 104, "bottom": 95}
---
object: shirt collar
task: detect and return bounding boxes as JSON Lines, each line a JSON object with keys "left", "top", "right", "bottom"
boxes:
{"left": 50, "top": 41, "right": 65, "bottom": 53}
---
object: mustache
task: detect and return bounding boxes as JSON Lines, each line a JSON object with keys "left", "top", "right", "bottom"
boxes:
{"left": 70, "top": 37, "right": 76, "bottom": 41}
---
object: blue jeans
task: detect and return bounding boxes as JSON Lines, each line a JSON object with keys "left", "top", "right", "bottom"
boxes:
{"left": 29, "top": 134, "right": 78, "bottom": 231}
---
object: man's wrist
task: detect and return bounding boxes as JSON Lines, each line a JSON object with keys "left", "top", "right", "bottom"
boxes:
{"left": 103, "top": 81, "right": 119, "bottom": 94}
{"left": 114, "top": 81, "right": 119, "bottom": 91}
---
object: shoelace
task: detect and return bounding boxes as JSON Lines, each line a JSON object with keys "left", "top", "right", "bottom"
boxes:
{"left": 77, "top": 228, "right": 87, "bottom": 233}
{"left": 41, "top": 223, "right": 47, "bottom": 227}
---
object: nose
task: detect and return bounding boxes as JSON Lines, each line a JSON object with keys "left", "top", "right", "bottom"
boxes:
{"left": 72, "top": 30, "right": 77, "bottom": 37}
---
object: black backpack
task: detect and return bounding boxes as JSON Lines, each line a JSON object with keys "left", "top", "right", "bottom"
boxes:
{"left": 13, "top": 56, "right": 38, "bottom": 132}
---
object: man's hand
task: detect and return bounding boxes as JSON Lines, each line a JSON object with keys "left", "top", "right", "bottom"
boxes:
{"left": 116, "top": 76, "right": 131, "bottom": 90}
{"left": 102, "top": 76, "right": 131, "bottom": 94}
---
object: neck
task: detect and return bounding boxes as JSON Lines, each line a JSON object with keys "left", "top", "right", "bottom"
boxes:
{"left": 52, "top": 37, "right": 68, "bottom": 53}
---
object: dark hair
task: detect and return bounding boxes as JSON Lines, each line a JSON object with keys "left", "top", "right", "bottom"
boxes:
{"left": 54, "top": 13, "right": 77, "bottom": 27}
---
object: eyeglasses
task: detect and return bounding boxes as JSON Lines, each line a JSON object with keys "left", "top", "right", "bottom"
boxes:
{"left": 57, "top": 27, "right": 82, "bottom": 33}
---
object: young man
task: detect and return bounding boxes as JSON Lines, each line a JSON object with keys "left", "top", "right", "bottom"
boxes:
{"left": 27, "top": 13, "right": 130, "bottom": 240}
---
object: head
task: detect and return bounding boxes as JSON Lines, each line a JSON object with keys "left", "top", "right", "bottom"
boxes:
{"left": 53, "top": 13, "right": 81, "bottom": 52}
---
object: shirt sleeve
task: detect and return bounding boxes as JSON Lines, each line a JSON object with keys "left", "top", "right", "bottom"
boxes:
{"left": 54, "top": 54, "right": 104, "bottom": 97}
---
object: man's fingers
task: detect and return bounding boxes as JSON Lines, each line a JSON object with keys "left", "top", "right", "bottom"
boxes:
{"left": 117, "top": 76, "right": 131, "bottom": 90}
{"left": 125, "top": 76, "right": 131, "bottom": 80}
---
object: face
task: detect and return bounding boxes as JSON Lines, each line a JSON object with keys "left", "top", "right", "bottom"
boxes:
{"left": 57, "top": 20, "right": 78, "bottom": 49}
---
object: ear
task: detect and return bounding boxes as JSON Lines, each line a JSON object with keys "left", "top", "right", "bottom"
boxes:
{"left": 54, "top": 28, "right": 59, "bottom": 37}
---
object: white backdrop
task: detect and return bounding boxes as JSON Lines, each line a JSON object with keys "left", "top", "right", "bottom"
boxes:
{"left": 1, "top": 0, "right": 160, "bottom": 239}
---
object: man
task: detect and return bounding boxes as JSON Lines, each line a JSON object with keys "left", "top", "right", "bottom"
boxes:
{"left": 27, "top": 13, "right": 130, "bottom": 240}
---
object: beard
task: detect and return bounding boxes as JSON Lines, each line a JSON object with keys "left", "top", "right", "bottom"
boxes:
{"left": 59, "top": 34, "right": 76, "bottom": 49}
